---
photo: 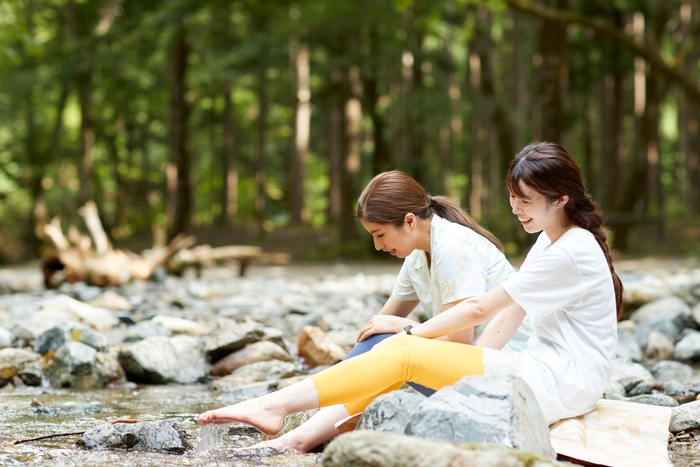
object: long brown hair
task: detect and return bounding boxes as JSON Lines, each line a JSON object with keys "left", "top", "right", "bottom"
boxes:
{"left": 356, "top": 170, "right": 503, "bottom": 251}
{"left": 506, "top": 142, "right": 624, "bottom": 319}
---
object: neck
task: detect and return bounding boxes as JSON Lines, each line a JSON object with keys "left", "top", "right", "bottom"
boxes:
{"left": 415, "top": 214, "right": 433, "bottom": 253}
{"left": 545, "top": 221, "right": 572, "bottom": 244}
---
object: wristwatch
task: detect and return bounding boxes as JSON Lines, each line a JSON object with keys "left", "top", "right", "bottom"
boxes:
{"left": 404, "top": 325, "right": 413, "bottom": 335}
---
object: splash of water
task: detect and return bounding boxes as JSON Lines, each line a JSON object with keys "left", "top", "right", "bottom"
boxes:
{"left": 195, "top": 424, "right": 229, "bottom": 452}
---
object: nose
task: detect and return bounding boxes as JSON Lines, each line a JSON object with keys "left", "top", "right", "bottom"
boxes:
{"left": 373, "top": 237, "right": 382, "bottom": 251}
{"left": 510, "top": 199, "right": 522, "bottom": 214}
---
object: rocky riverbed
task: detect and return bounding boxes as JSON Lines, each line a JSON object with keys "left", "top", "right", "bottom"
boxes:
{"left": 1, "top": 258, "right": 700, "bottom": 466}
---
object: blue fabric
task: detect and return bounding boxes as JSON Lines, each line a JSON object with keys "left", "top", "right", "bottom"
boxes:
{"left": 343, "top": 333, "right": 436, "bottom": 397}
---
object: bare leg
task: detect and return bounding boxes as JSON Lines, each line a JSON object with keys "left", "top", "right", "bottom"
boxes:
{"left": 241, "top": 404, "right": 350, "bottom": 453}
{"left": 198, "top": 378, "right": 320, "bottom": 435}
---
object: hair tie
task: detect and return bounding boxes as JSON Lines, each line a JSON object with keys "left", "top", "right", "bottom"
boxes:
{"left": 428, "top": 195, "right": 437, "bottom": 207}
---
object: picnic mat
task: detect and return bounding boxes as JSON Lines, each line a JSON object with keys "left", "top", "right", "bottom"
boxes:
{"left": 549, "top": 399, "right": 673, "bottom": 467}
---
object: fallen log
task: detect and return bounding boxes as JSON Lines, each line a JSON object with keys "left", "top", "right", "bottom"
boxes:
{"left": 41, "top": 201, "right": 195, "bottom": 288}
{"left": 167, "top": 244, "right": 263, "bottom": 277}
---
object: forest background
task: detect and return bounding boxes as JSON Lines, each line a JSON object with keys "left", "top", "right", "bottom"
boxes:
{"left": 1, "top": 0, "right": 699, "bottom": 266}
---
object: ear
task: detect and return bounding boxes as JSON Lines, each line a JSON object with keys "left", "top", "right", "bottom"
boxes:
{"left": 553, "top": 195, "right": 569, "bottom": 209}
{"left": 404, "top": 213, "right": 417, "bottom": 229}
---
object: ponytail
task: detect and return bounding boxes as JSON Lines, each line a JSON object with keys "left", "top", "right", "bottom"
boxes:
{"left": 357, "top": 171, "right": 503, "bottom": 252}
{"left": 567, "top": 195, "right": 624, "bottom": 320}
{"left": 430, "top": 196, "right": 504, "bottom": 252}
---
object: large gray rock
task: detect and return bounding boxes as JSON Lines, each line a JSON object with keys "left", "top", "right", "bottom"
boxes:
{"left": 356, "top": 391, "right": 425, "bottom": 433}
{"left": 646, "top": 331, "right": 675, "bottom": 361}
{"left": 611, "top": 357, "right": 654, "bottom": 382}
{"left": 670, "top": 400, "right": 700, "bottom": 433}
{"left": 78, "top": 420, "right": 191, "bottom": 453}
{"left": 0, "top": 326, "right": 11, "bottom": 348}
{"left": 211, "top": 360, "right": 297, "bottom": 391}
{"left": 405, "top": 374, "right": 555, "bottom": 459}
{"left": 118, "top": 335, "right": 208, "bottom": 384}
{"left": 205, "top": 321, "right": 266, "bottom": 362}
{"left": 631, "top": 296, "right": 691, "bottom": 348}
{"left": 651, "top": 360, "right": 694, "bottom": 382}
{"left": 322, "top": 431, "right": 568, "bottom": 467}
{"left": 211, "top": 340, "right": 292, "bottom": 377}
{"left": 674, "top": 329, "right": 700, "bottom": 361}
{"left": 48, "top": 341, "right": 122, "bottom": 389}
{"left": 616, "top": 327, "right": 643, "bottom": 362}
{"left": 0, "top": 347, "right": 43, "bottom": 387}
{"left": 37, "top": 294, "right": 120, "bottom": 331}
{"left": 34, "top": 321, "right": 107, "bottom": 355}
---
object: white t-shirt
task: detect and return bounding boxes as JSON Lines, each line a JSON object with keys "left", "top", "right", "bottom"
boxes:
{"left": 392, "top": 214, "right": 532, "bottom": 351}
{"left": 500, "top": 228, "right": 617, "bottom": 425}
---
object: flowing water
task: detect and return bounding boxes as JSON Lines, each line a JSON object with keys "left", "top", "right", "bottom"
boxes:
{"left": 0, "top": 384, "right": 321, "bottom": 466}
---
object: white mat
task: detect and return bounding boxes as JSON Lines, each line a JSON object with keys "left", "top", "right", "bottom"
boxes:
{"left": 550, "top": 399, "right": 673, "bottom": 467}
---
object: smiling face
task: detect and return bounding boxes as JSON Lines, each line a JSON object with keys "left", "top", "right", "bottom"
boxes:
{"left": 360, "top": 218, "right": 417, "bottom": 258}
{"left": 509, "top": 181, "right": 569, "bottom": 241}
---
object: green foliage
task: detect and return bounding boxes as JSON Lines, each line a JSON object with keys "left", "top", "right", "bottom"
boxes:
{"left": 0, "top": 0, "right": 699, "bottom": 263}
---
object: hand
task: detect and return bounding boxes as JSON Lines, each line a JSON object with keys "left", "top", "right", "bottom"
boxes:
{"left": 357, "top": 315, "right": 415, "bottom": 342}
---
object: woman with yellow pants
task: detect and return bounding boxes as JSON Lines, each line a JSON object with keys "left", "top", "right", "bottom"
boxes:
{"left": 198, "top": 142, "right": 623, "bottom": 433}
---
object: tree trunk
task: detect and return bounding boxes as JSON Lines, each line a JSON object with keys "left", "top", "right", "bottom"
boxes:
{"left": 474, "top": 7, "right": 515, "bottom": 185}
{"left": 537, "top": 0, "right": 568, "bottom": 142}
{"left": 167, "top": 21, "right": 191, "bottom": 240}
{"left": 290, "top": 38, "right": 310, "bottom": 224}
{"left": 219, "top": 78, "right": 238, "bottom": 226}
{"left": 329, "top": 101, "right": 343, "bottom": 224}
{"left": 599, "top": 8, "right": 624, "bottom": 209}
{"left": 65, "top": 0, "right": 94, "bottom": 206}
{"left": 340, "top": 77, "right": 362, "bottom": 242}
{"left": 256, "top": 63, "right": 267, "bottom": 235}
{"left": 364, "top": 27, "right": 391, "bottom": 177}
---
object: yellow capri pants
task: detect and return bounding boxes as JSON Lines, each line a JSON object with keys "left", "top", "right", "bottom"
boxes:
{"left": 310, "top": 334, "right": 484, "bottom": 415}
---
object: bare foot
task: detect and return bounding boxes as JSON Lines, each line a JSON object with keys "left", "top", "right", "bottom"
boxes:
{"left": 197, "top": 399, "right": 285, "bottom": 435}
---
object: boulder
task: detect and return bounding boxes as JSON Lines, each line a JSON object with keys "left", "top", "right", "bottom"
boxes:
{"left": 297, "top": 326, "right": 346, "bottom": 367}
{"left": 651, "top": 360, "right": 693, "bottom": 382}
{"left": 205, "top": 321, "right": 267, "bottom": 363}
{"left": 0, "top": 326, "right": 11, "bottom": 348}
{"left": 674, "top": 329, "right": 700, "bottom": 361}
{"left": 149, "top": 314, "right": 210, "bottom": 336}
{"left": 645, "top": 331, "right": 675, "bottom": 361}
{"left": 322, "top": 431, "right": 568, "bottom": 467}
{"left": 356, "top": 390, "right": 425, "bottom": 433}
{"left": 37, "top": 294, "right": 120, "bottom": 331}
{"left": 89, "top": 290, "right": 133, "bottom": 312}
{"left": 670, "top": 400, "right": 700, "bottom": 433}
{"left": 211, "top": 340, "right": 292, "bottom": 376}
{"left": 118, "top": 335, "right": 208, "bottom": 384}
{"left": 611, "top": 358, "right": 653, "bottom": 382}
{"left": 48, "top": 342, "right": 99, "bottom": 388}
{"left": 0, "top": 347, "right": 43, "bottom": 387}
{"left": 211, "top": 360, "right": 297, "bottom": 391}
{"left": 406, "top": 374, "right": 555, "bottom": 459}
{"left": 33, "top": 321, "right": 108, "bottom": 355}
{"left": 631, "top": 296, "right": 691, "bottom": 348}
{"left": 616, "top": 326, "right": 643, "bottom": 362}
{"left": 78, "top": 420, "right": 191, "bottom": 453}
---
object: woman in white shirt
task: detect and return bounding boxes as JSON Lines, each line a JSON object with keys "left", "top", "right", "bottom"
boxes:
{"left": 198, "top": 142, "right": 622, "bottom": 435}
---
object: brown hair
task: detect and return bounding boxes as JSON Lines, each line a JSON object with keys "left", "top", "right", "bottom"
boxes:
{"left": 356, "top": 170, "right": 503, "bottom": 251}
{"left": 506, "top": 142, "right": 624, "bottom": 319}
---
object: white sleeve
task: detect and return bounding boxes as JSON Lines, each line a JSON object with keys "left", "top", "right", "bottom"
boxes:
{"left": 502, "top": 246, "right": 583, "bottom": 322}
{"left": 433, "top": 238, "right": 489, "bottom": 305}
{"left": 392, "top": 261, "right": 419, "bottom": 301}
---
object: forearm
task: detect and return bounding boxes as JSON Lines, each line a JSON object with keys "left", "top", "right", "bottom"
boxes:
{"left": 475, "top": 305, "right": 526, "bottom": 350}
{"left": 378, "top": 295, "right": 419, "bottom": 317}
{"left": 408, "top": 286, "right": 513, "bottom": 339}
